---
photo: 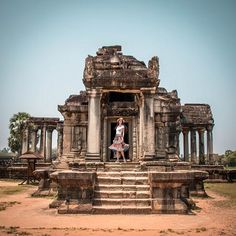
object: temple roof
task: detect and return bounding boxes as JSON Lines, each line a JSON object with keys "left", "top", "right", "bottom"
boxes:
{"left": 83, "top": 45, "right": 160, "bottom": 89}
{"left": 181, "top": 104, "right": 214, "bottom": 126}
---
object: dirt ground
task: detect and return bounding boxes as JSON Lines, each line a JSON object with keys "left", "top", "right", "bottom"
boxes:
{"left": 0, "top": 180, "right": 235, "bottom": 236}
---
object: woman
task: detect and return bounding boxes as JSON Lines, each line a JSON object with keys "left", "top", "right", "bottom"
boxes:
{"left": 109, "top": 117, "right": 129, "bottom": 162}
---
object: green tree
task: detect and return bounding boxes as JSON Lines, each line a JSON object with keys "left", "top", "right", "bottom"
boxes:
{"left": 222, "top": 150, "right": 236, "bottom": 167}
{"left": 225, "top": 150, "right": 233, "bottom": 157}
{"left": 8, "top": 112, "right": 30, "bottom": 154}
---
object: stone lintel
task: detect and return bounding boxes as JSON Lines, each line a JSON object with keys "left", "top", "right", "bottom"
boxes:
{"left": 140, "top": 87, "right": 157, "bottom": 94}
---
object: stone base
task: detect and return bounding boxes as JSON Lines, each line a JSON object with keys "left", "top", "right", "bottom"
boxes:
{"left": 58, "top": 203, "right": 93, "bottom": 214}
{"left": 49, "top": 199, "right": 64, "bottom": 208}
{"left": 151, "top": 199, "right": 189, "bottom": 214}
{"left": 48, "top": 163, "right": 209, "bottom": 214}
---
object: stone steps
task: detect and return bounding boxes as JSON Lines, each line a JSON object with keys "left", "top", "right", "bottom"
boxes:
{"left": 93, "top": 198, "right": 151, "bottom": 207}
{"left": 96, "top": 176, "right": 149, "bottom": 185}
{"left": 93, "top": 169, "right": 151, "bottom": 214}
{"left": 94, "top": 190, "right": 150, "bottom": 199}
{"left": 92, "top": 205, "right": 152, "bottom": 214}
{"left": 96, "top": 171, "right": 148, "bottom": 177}
{"left": 95, "top": 184, "right": 150, "bottom": 192}
{"left": 104, "top": 162, "right": 141, "bottom": 171}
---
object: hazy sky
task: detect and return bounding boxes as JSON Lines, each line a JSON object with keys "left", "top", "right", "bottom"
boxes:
{"left": 0, "top": 0, "right": 235, "bottom": 154}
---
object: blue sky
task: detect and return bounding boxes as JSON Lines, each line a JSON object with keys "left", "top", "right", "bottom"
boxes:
{"left": 0, "top": 0, "right": 235, "bottom": 154}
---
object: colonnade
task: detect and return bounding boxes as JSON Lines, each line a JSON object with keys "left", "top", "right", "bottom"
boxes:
{"left": 180, "top": 125, "right": 213, "bottom": 164}
{"left": 21, "top": 120, "right": 62, "bottom": 162}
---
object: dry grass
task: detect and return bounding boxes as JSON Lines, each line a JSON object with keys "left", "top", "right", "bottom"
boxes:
{"left": 0, "top": 184, "right": 32, "bottom": 197}
{"left": 205, "top": 182, "right": 236, "bottom": 207}
{"left": 0, "top": 226, "right": 32, "bottom": 235}
{"left": 0, "top": 201, "right": 21, "bottom": 211}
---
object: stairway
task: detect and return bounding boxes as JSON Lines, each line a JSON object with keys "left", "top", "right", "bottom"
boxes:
{"left": 93, "top": 164, "right": 152, "bottom": 214}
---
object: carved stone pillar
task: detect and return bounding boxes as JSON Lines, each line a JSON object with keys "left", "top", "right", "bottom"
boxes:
{"left": 56, "top": 124, "right": 63, "bottom": 158}
{"left": 190, "top": 128, "right": 197, "bottom": 163}
{"left": 183, "top": 129, "right": 189, "bottom": 162}
{"left": 207, "top": 125, "right": 214, "bottom": 164}
{"left": 21, "top": 128, "right": 29, "bottom": 154}
{"left": 102, "top": 117, "right": 108, "bottom": 162}
{"left": 46, "top": 127, "right": 54, "bottom": 162}
{"left": 132, "top": 116, "right": 137, "bottom": 161}
{"left": 198, "top": 128, "right": 205, "bottom": 165}
{"left": 140, "top": 88, "right": 156, "bottom": 160}
{"left": 30, "top": 125, "right": 38, "bottom": 152}
{"left": 176, "top": 131, "right": 181, "bottom": 156}
{"left": 40, "top": 124, "right": 47, "bottom": 161}
{"left": 86, "top": 89, "right": 101, "bottom": 161}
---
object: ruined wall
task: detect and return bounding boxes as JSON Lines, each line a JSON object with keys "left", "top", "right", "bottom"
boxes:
{"left": 154, "top": 88, "right": 182, "bottom": 159}
{"left": 58, "top": 91, "right": 88, "bottom": 160}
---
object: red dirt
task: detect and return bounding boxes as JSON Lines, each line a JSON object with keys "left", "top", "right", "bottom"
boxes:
{"left": 0, "top": 180, "right": 235, "bottom": 236}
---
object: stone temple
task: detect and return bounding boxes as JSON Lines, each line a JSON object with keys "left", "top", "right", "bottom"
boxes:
{"left": 22, "top": 46, "right": 215, "bottom": 214}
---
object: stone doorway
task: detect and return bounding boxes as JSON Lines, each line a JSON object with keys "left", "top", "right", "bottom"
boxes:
{"left": 107, "top": 120, "right": 131, "bottom": 162}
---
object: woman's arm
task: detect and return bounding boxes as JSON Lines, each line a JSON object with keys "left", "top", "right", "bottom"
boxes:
{"left": 121, "top": 126, "right": 124, "bottom": 139}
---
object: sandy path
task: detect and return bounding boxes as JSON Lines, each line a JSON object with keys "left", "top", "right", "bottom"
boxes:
{"left": 0, "top": 180, "right": 235, "bottom": 236}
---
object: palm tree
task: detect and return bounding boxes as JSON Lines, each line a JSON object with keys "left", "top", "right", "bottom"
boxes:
{"left": 8, "top": 112, "right": 30, "bottom": 155}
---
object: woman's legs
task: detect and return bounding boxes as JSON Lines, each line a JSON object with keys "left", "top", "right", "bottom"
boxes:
{"left": 115, "top": 151, "right": 126, "bottom": 162}
{"left": 116, "top": 151, "right": 120, "bottom": 162}
{"left": 121, "top": 151, "right": 126, "bottom": 162}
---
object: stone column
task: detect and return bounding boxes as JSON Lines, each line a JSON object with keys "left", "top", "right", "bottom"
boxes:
{"left": 40, "top": 124, "right": 47, "bottom": 161}
{"left": 183, "top": 129, "right": 189, "bottom": 162}
{"left": 132, "top": 117, "right": 137, "bottom": 161}
{"left": 139, "top": 93, "right": 144, "bottom": 159}
{"left": 198, "top": 128, "right": 205, "bottom": 165}
{"left": 102, "top": 117, "right": 107, "bottom": 162}
{"left": 30, "top": 125, "right": 38, "bottom": 152}
{"left": 22, "top": 127, "right": 29, "bottom": 154}
{"left": 176, "top": 131, "right": 181, "bottom": 156}
{"left": 207, "top": 125, "right": 214, "bottom": 165}
{"left": 56, "top": 124, "right": 63, "bottom": 158}
{"left": 140, "top": 88, "right": 156, "bottom": 160}
{"left": 46, "top": 127, "right": 54, "bottom": 162}
{"left": 190, "top": 128, "right": 197, "bottom": 163}
{"left": 86, "top": 89, "right": 101, "bottom": 161}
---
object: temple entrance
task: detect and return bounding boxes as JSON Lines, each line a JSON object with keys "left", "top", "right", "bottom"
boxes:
{"left": 108, "top": 121, "right": 130, "bottom": 161}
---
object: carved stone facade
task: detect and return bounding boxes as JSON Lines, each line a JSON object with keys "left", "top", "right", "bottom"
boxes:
{"left": 23, "top": 46, "right": 216, "bottom": 214}
{"left": 22, "top": 46, "right": 214, "bottom": 164}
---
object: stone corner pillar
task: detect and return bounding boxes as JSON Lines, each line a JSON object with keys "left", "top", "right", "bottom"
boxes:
{"left": 190, "top": 128, "right": 197, "bottom": 164}
{"left": 30, "top": 125, "right": 38, "bottom": 153}
{"left": 85, "top": 89, "right": 102, "bottom": 162}
{"left": 40, "top": 124, "right": 47, "bottom": 162}
{"left": 21, "top": 127, "right": 30, "bottom": 154}
{"left": 56, "top": 124, "right": 63, "bottom": 159}
{"left": 182, "top": 128, "right": 189, "bottom": 162}
{"left": 206, "top": 124, "right": 214, "bottom": 165}
{"left": 46, "top": 126, "right": 54, "bottom": 163}
{"left": 198, "top": 127, "right": 205, "bottom": 165}
{"left": 140, "top": 88, "right": 156, "bottom": 161}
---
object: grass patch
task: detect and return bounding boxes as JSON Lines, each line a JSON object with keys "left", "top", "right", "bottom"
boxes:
{"left": 0, "top": 178, "right": 23, "bottom": 183}
{"left": 0, "top": 201, "right": 21, "bottom": 211}
{"left": 224, "top": 166, "right": 236, "bottom": 170}
{"left": 0, "top": 185, "right": 32, "bottom": 197}
{"left": 205, "top": 183, "right": 236, "bottom": 207}
{"left": 195, "top": 227, "right": 207, "bottom": 233}
{"left": 0, "top": 226, "right": 32, "bottom": 235}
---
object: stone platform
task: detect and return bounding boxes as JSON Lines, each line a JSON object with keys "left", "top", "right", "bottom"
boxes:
{"left": 47, "top": 162, "right": 208, "bottom": 214}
